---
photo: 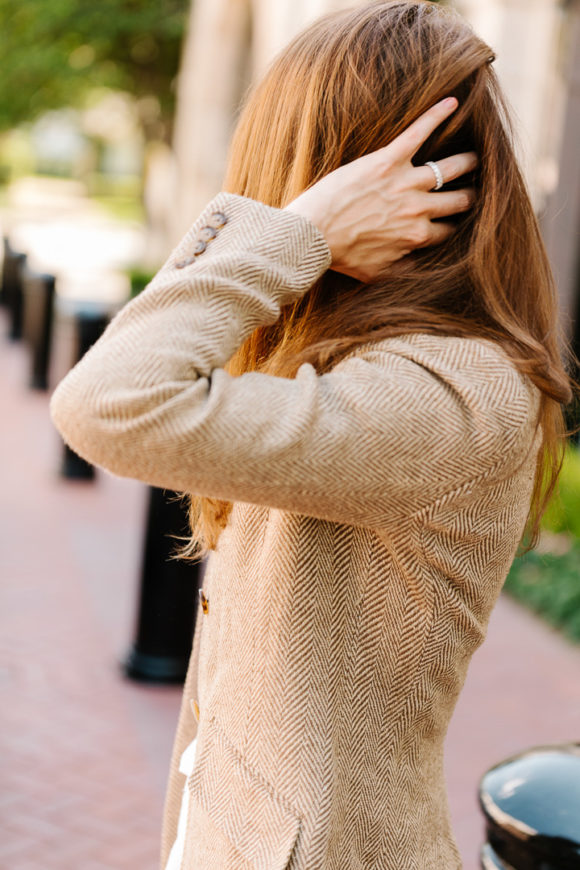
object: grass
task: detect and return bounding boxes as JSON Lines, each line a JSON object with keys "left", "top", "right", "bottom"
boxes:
{"left": 87, "top": 172, "right": 145, "bottom": 223}
{"left": 538, "top": 439, "right": 580, "bottom": 538}
{"left": 127, "top": 267, "right": 156, "bottom": 297}
{"left": 504, "top": 537, "right": 580, "bottom": 644}
{"left": 91, "top": 193, "right": 145, "bottom": 223}
{"left": 503, "top": 440, "right": 580, "bottom": 644}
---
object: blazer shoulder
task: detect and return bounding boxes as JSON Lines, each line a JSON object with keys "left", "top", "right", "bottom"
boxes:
{"left": 350, "top": 332, "right": 540, "bottom": 411}
{"left": 337, "top": 331, "right": 542, "bottom": 467}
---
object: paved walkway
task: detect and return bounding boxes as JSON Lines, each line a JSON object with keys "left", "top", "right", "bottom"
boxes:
{"left": 1, "top": 305, "right": 579, "bottom": 870}
{"left": 0, "top": 311, "right": 182, "bottom": 870}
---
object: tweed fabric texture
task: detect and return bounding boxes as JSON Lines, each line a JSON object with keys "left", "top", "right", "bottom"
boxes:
{"left": 49, "top": 192, "right": 543, "bottom": 870}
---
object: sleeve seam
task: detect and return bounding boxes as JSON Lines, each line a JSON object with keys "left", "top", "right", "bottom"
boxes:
{"left": 407, "top": 450, "right": 520, "bottom": 524}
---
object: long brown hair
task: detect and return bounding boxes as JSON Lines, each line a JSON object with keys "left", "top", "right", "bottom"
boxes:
{"left": 174, "top": 0, "right": 579, "bottom": 561}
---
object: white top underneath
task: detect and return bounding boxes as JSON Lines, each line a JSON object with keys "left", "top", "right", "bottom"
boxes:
{"left": 164, "top": 737, "right": 198, "bottom": 870}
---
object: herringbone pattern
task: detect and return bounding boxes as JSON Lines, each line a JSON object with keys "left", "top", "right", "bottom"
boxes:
{"left": 49, "top": 192, "right": 543, "bottom": 869}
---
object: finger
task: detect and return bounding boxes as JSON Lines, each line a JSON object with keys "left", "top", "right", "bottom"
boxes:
{"left": 417, "top": 188, "right": 475, "bottom": 220}
{"left": 417, "top": 220, "right": 456, "bottom": 248}
{"left": 387, "top": 97, "right": 459, "bottom": 163}
{"left": 414, "top": 152, "right": 478, "bottom": 191}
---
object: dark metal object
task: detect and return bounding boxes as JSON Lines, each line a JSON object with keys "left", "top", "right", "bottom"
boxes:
{"left": 52, "top": 303, "right": 200, "bottom": 685}
{"left": 1, "top": 237, "right": 27, "bottom": 339}
{"left": 122, "top": 486, "right": 202, "bottom": 684}
{"left": 480, "top": 844, "right": 514, "bottom": 869}
{"left": 60, "top": 311, "right": 110, "bottom": 480}
{"left": 21, "top": 267, "right": 56, "bottom": 390}
{"left": 478, "top": 743, "right": 580, "bottom": 870}
{"left": 0, "top": 236, "right": 9, "bottom": 308}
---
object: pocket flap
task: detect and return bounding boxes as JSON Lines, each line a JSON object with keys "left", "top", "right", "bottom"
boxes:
{"left": 188, "top": 717, "right": 301, "bottom": 870}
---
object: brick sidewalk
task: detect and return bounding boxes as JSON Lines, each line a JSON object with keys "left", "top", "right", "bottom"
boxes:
{"left": 446, "top": 589, "right": 580, "bottom": 866}
{"left": 0, "top": 312, "right": 182, "bottom": 870}
{"left": 1, "top": 307, "right": 579, "bottom": 869}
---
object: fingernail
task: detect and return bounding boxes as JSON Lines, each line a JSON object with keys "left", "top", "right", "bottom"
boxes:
{"left": 443, "top": 97, "right": 458, "bottom": 109}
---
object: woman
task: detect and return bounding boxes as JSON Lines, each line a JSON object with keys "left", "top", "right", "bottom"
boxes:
{"left": 50, "top": 2, "right": 577, "bottom": 868}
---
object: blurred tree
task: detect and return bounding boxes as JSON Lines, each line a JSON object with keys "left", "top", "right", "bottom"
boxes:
{"left": 0, "top": 0, "right": 189, "bottom": 142}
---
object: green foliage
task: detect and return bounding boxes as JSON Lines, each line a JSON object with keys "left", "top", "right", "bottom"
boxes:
{"left": 504, "top": 540, "right": 580, "bottom": 644}
{"left": 504, "top": 441, "right": 580, "bottom": 644}
{"left": 86, "top": 171, "right": 142, "bottom": 199}
{"left": 92, "top": 194, "right": 145, "bottom": 223}
{"left": 127, "top": 267, "right": 155, "bottom": 297}
{"left": 540, "top": 441, "right": 580, "bottom": 538}
{"left": 0, "top": 0, "right": 189, "bottom": 133}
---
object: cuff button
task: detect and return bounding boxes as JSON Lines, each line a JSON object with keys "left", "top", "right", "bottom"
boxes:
{"left": 193, "top": 239, "right": 207, "bottom": 256}
{"left": 175, "top": 255, "right": 196, "bottom": 269}
{"left": 207, "top": 211, "right": 228, "bottom": 229}
{"left": 198, "top": 226, "right": 217, "bottom": 242}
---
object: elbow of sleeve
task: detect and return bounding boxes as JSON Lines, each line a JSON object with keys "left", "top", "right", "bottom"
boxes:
{"left": 49, "top": 381, "right": 129, "bottom": 476}
{"left": 49, "top": 381, "right": 76, "bottom": 443}
{"left": 49, "top": 385, "right": 92, "bottom": 461}
{"left": 49, "top": 376, "right": 199, "bottom": 484}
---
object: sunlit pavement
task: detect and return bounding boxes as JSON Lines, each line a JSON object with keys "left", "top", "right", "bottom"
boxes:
{"left": 447, "top": 586, "right": 580, "bottom": 865}
{"left": 0, "top": 309, "right": 183, "bottom": 870}
{"left": 1, "top": 214, "right": 579, "bottom": 867}
{"left": 1, "top": 176, "right": 146, "bottom": 311}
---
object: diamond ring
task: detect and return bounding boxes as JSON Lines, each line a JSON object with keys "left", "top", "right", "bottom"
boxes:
{"left": 424, "top": 160, "right": 444, "bottom": 191}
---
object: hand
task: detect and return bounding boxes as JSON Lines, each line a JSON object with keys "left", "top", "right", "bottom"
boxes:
{"left": 284, "top": 97, "right": 477, "bottom": 283}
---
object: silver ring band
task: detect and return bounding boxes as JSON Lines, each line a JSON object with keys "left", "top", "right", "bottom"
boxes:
{"left": 425, "top": 160, "right": 444, "bottom": 191}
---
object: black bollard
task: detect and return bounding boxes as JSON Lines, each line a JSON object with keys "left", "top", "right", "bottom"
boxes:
{"left": 1, "top": 238, "right": 27, "bottom": 340}
{"left": 0, "top": 236, "right": 9, "bottom": 308}
{"left": 122, "top": 486, "right": 202, "bottom": 684}
{"left": 22, "top": 267, "right": 56, "bottom": 390}
{"left": 478, "top": 742, "right": 580, "bottom": 869}
{"left": 60, "top": 310, "right": 110, "bottom": 480}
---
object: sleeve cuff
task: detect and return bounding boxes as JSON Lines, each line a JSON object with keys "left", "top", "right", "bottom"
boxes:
{"left": 155, "top": 191, "right": 333, "bottom": 306}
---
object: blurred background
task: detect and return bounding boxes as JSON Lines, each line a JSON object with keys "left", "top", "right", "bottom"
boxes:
{"left": 1, "top": 1, "right": 579, "bottom": 869}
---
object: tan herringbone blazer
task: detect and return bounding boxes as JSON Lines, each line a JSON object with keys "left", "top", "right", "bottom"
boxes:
{"left": 49, "top": 192, "right": 542, "bottom": 870}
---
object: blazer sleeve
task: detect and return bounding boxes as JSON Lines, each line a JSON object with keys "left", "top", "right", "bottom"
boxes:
{"left": 49, "top": 191, "right": 537, "bottom": 530}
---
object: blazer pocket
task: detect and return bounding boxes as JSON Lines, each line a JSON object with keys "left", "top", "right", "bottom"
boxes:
{"left": 187, "top": 716, "right": 301, "bottom": 870}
